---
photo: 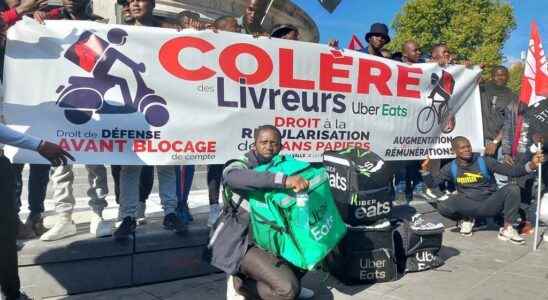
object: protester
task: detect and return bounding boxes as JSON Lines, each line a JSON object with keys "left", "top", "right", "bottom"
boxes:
{"left": 114, "top": 0, "right": 186, "bottom": 240}
{"left": 177, "top": 9, "right": 202, "bottom": 30}
{"left": 238, "top": 0, "right": 268, "bottom": 35}
{"left": 270, "top": 24, "right": 299, "bottom": 40}
{"left": 362, "top": 22, "right": 390, "bottom": 57}
{"left": 31, "top": 0, "right": 110, "bottom": 242}
{"left": 480, "top": 66, "right": 517, "bottom": 188}
{"left": 393, "top": 40, "right": 427, "bottom": 204}
{"left": 401, "top": 40, "right": 424, "bottom": 63}
{"left": 223, "top": 125, "right": 314, "bottom": 300}
{"left": 213, "top": 15, "right": 241, "bottom": 33}
{"left": 420, "top": 136, "right": 543, "bottom": 243}
{"left": 0, "top": 125, "right": 73, "bottom": 300}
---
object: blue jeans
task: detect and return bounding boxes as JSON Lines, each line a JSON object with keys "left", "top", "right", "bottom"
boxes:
{"left": 175, "top": 165, "right": 195, "bottom": 222}
{"left": 395, "top": 161, "right": 425, "bottom": 196}
{"left": 13, "top": 164, "right": 50, "bottom": 215}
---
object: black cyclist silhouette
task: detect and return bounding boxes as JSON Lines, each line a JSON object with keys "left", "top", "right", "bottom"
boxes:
{"left": 416, "top": 70, "right": 456, "bottom": 134}
{"left": 56, "top": 28, "right": 169, "bottom": 127}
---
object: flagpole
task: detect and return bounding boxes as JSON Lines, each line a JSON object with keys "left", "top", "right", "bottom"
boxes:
{"left": 534, "top": 142, "right": 543, "bottom": 251}
{"left": 260, "top": 0, "right": 275, "bottom": 26}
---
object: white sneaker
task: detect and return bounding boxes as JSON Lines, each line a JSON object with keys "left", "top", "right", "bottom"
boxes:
{"left": 498, "top": 226, "right": 525, "bottom": 245}
{"left": 40, "top": 219, "right": 77, "bottom": 241}
{"left": 136, "top": 202, "right": 147, "bottom": 225}
{"left": 208, "top": 204, "right": 221, "bottom": 227}
{"left": 458, "top": 218, "right": 475, "bottom": 236}
{"left": 226, "top": 275, "right": 245, "bottom": 300}
{"left": 89, "top": 212, "right": 113, "bottom": 238}
{"left": 298, "top": 287, "right": 315, "bottom": 299}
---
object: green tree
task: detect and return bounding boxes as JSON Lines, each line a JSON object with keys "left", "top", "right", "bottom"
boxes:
{"left": 507, "top": 62, "right": 524, "bottom": 94}
{"left": 388, "top": 0, "right": 516, "bottom": 73}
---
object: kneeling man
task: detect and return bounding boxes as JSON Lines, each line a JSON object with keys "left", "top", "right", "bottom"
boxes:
{"left": 420, "top": 136, "right": 543, "bottom": 244}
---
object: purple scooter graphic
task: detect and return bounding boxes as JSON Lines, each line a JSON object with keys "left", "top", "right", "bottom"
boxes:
{"left": 56, "top": 28, "right": 169, "bottom": 127}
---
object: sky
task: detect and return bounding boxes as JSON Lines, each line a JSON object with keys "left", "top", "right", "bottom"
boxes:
{"left": 291, "top": 0, "right": 548, "bottom": 65}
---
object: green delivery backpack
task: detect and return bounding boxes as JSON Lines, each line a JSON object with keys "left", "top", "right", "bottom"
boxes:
{"left": 248, "top": 155, "right": 347, "bottom": 270}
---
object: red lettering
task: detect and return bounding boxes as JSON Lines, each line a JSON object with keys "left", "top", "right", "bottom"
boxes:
{"left": 99, "top": 140, "right": 113, "bottom": 152}
{"left": 59, "top": 138, "right": 69, "bottom": 151}
{"left": 173, "top": 141, "right": 183, "bottom": 152}
{"left": 357, "top": 58, "right": 392, "bottom": 96}
{"left": 159, "top": 37, "right": 216, "bottom": 81}
{"left": 183, "top": 141, "right": 195, "bottom": 152}
{"left": 114, "top": 140, "right": 127, "bottom": 152}
{"left": 84, "top": 140, "right": 98, "bottom": 152}
{"left": 397, "top": 65, "right": 422, "bottom": 99}
{"left": 71, "top": 139, "right": 85, "bottom": 151}
{"left": 279, "top": 49, "right": 315, "bottom": 90}
{"left": 319, "top": 54, "right": 352, "bottom": 93}
{"left": 133, "top": 140, "right": 145, "bottom": 152}
{"left": 158, "top": 141, "right": 171, "bottom": 152}
{"left": 219, "top": 43, "right": 273, "bottom": 85}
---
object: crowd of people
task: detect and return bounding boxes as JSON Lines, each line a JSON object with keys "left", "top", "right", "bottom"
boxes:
{"left": 0, "top": 0, "right": 546, "bottom": 299}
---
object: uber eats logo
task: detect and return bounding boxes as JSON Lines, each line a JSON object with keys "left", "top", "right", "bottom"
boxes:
{"left": 329, "top": 172, "right": 347, "bottom": 191}
{"left": 352, "top": 195, "right": 390, "bottom": 219}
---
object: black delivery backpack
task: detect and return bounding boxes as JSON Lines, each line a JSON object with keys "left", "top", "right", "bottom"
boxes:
{"left": 395, "top": 214, "right": 445, "bottom": 273}
{"left": 323, "top": 148, "right": 394, "bottom": 226}
{"left": 327, "top": 221, "right": 401, "bottom": 284}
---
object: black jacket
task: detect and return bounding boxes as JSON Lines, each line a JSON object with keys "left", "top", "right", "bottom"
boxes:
{"left": 422, "top": 153, "right": 533, "bottom": 200}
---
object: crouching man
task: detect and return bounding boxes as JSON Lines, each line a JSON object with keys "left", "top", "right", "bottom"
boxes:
{"left": 222, "top": 125, "right": 314, "bottom": 300}
{"left": 420, "top": 136, "right": 543, "bottom": 244}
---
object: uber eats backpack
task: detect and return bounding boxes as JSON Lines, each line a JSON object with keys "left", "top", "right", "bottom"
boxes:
{"left": 450, "top": 156, "right": 491, "bottom": 183}
{"left": 248, "top": 155, "right": 347, "bottom": 270}
{"left": 326, "top": 221, "right": 401, "bottom": 284}
{"left": 396, "top": 214, "right": 445, "bottom": 273}
{"left": 323, "top": 148, "right": 394, "bottom": 226}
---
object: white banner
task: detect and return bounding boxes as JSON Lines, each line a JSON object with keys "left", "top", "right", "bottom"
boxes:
{"left": 3, "top": 19, "right": 483, "bottom": 165}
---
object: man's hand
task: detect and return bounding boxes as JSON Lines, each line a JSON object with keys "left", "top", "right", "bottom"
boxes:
{"left": 16, "top": 0, "right": 46, "bottom": 15}
{"left": 420, "top": 157, "right": 431, "bottom": 172}
{"left": 503, "top": 155, "right": 514, "bottom": 166}
{"left": 529, "top": 151, "right": 545, "bottom": 170}
{"left": 484, "top": 142, "right": 498, "bottom": 156}
{"left": 285, "top": 175, "right": 309, "bottom": 193}
{"left": 37, "top": 141, "right": 74, "bottom": 166}
{"left": 33, "top": 10, "right": 47, "bottom": 24}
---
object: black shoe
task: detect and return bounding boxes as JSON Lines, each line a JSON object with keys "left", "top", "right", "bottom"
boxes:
{"left": 163, "top": 213, "right": 187, "bottom": 234}
{"left": 114, "top": 217, "right": 136, "bottom": 240}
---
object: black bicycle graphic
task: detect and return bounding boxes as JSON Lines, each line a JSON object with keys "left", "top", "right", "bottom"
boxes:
{"left": 416, "top": 71, "right": 456, "bottom": 134}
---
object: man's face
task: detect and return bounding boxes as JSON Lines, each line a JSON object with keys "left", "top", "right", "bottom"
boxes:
{"left": 403, "top": 42, "right": 421, "bottom": 63}
{"left": 368, "top": 34, "right": 387, "bottom": 51}
{"left": 281, "top": 30, "right": 299, "bottom": 41}
{"left": 492, "top": 69, "right": 509, "bottom": 86}
{"left": 245, "top": 0, "right": 266, "bottom": 26}
{"left": 62, "top": 0, "right": 86, "bottom": 14}
{"left": 255, "top": 129, "right": 281, "bottom": 160}
{"left": 218, "top": 19, "right": 240, "bottom": 33}
{"left": 129, "top": 0, "right": 154, "bottom": 20}
{"left": 432, "top": 46, "right": 450, "bottom": 62}
{"left": 453, "top": 139, "right": 473, "bottom": 161}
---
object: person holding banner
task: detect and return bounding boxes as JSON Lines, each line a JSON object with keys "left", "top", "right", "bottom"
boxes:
{"left": 31, "top": 0, "right": 112, "bottom": 242}
{"left": 114, "top": 0, "right": 186, "bottom": 239}
{"left": 222, "top": 125, "right": 314, "bottom": 300}
{"left": 238, "top": 0, "right": 268, "bottom": 35}
{"left": 0, "top": 124, "right": 73, "bottom": 300}
{"left": 421, "top": 136, "right": 544, "bottom": 244}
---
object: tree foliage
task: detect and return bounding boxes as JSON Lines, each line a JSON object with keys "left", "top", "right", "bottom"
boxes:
{"left": 507, "top": 62, "right": 524, "bottom": 94}
{"left": 388, "top": 0, "right": 516, "bottom": 72}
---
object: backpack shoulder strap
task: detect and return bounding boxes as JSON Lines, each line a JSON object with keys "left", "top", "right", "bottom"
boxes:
{"left": 450, "top": 160, "right": 458, "bottom": 182}
{"left": 476, "top": 156, "right": 491, "bottom": 182}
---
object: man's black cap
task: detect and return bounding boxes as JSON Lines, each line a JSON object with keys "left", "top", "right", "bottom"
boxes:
{"left": 365, "top": 22, "right": 390, "bottom": 43}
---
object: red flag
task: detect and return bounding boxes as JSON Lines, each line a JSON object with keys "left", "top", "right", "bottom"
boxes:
{"left": 347, "top": 34, "right": 364, "bottom": 51}
{"left": 519, "top": 21, "right": 548, "bottom": 106}
{"left": 513, "top": 21, "right": 548, "bottom": 156}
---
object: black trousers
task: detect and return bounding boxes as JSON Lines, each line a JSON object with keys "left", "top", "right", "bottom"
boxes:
{"left": 437, "top": 184, "right": 521, "bottom": 224}
{"left": 234, "top": 246, "right": 305, "bottom": 300}
{"left": 13, "top": 163, "right": 50, "bottom": 215}
{"left": 0, "top": 156, "right": 21, "bottom": 300}
{"left": 111, "top": 165, "right": 154, "bottom": 203}
{"left": 207, "top": 164, "right": 223, "bottom": 205}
